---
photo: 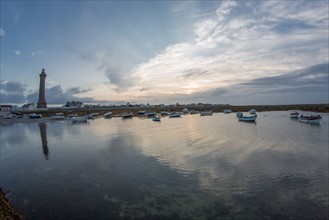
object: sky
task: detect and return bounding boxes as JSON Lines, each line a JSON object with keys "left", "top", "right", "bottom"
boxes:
{"left": 1, "top": 0, "right": 328, "bottom": 106}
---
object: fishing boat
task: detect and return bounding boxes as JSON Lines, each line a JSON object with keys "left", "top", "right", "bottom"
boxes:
{"left": 104, "top": 112, "right": 112, "bottom": 118}
{"left": 190, "top": 110, "right": 199, "bottom": 114}
{"left": 122, "top": 112, "right": 133, "bottom": 119}
{"left": 29, "top": 113, "right": 42, "bottom": 119}
{"left": 71, "top": 116, "right": 88, "bottom": 123}
{"left": 50, "top": 115, "right": 65, "bottom": 120}
{"left": 223, "top": 109, "right": 232, "bottom": 114}
{"left": 238, "top": 115, "right": 257, "bottom": 122}
{"left": 138, "top": 111, "right": 145, "bottom": 116}
{"left": 169, "top": 112, "right": 181, "bottom": 118}
{"left": 152, "top": 116, "right": 161, "bottom": 122}
{"left": 289, "top": 111, "right": 299, "bottom": 118}
{"left": 249, "top": 109, "right": 257, "bottom": 114}
{"left": 145, "top": 112, "right": 157, "bottom": 117}
{"left": 182, "top": 108, "right": 190, "bottom": 114}
{"left": 161, "top": 111, "right": 170, "bottom": 116}
{"left": 200, "top": 110, "right": 212, "bottom": 116}
{"left": 298, "top": 115, "right": 321, "bottom": 124}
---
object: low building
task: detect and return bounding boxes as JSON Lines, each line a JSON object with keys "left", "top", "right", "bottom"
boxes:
{"left": 63, "top": 101, "right": 84, "bottom": 109}
{"left": 21, "top": 103, "right": 36, "bottom": 110}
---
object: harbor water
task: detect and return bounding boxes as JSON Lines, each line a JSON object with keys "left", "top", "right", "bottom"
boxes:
{"left": 1, "top": 111, "right": 328, "bottom": 219}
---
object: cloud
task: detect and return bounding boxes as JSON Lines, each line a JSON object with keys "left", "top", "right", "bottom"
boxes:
{"left": 0, "top": 81, "right": 28, "bottom": 104}
{"left": 14, "top": 50, "right": 20, "bottom": 55}
{"left": 0, "top": 28, "right": 5, "bottom": 37}
{"left": 26, "top": 85, "right": 97, "bottom": 104}
{"left": 32, "top": 50, "right": 42, "bottom": 56}
{"left": 76, "top": 49, "right": 139, "bottom": 90}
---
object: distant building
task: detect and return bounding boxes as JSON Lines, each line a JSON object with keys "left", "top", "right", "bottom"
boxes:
{"left": 21, "top": 103, "right": 36, "bottom": 110}
{"left": 63, "top": 101, "right": 84, "bottom": 109}
{"left": 0, "top": 105, "right": 12, "bottom": 116}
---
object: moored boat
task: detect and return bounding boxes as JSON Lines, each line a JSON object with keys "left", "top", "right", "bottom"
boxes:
{"left": 182, "top": 108, "right": 190, "bottom": 114}
{"left": 238, "top": 114, "right": 257, "bottom": 122}
{"left": 169, "top": 112, "right": 181, "bottom": 118}
{"left": 200, "top": 110, "right": 212, "bottom": 116}
{"left": 122, "top": 112, "right": 133, "bottom": 119}
{"left": 50, "top": 115, "right": 65, "bottom": 120}
{"left": 289, "top": 111, "right": 299, "bottom": 118}
{"left": 71, "top": 116, "right": 88, "bottom": 123}
{"left": 152, "top": 116, "right": 161, "bottom": 122}
{"left": 104, "top": 112, "right": 112, "bottom": 118}
{"left": 190, "top": 110, "right": 199, "bottom": 114}
{"left": 223, "top": 109, "right": 232, "bottom": 114}
{"left": 29, "top": 113, "right": 42, "bottom": 119}
{"left": 298, "top": 115, "right": 321, "bottom": 124}
{"left": 161, "top": 111, "right": 170, "bottom": 116}
{"left": 145, "top": 112, "right": 157, "bottom": 117}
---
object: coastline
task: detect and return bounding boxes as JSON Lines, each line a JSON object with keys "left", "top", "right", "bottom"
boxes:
{"left": 0, "top": 189, "right": 23, "bottom": 220}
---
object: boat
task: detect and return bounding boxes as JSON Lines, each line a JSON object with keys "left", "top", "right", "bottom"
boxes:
{"left": 223, "top": 109, "right": 232, "bottom": 114}
{"left": 29, "top": 113, "right": 42, "bottom": 119}
{"left": 160, "top": 111, "right": 170, "bottom": 116}
{"left": 236, "top": 112, "right": 243, "bottom": 118}
{"left": 71, "top": 116, "right": 88, "bottom": 123}
{"left": 2, "top": 114, "right": 14, "bottom": 119}
{"left": 298, "top": 115, "right": 321, "bottom": 124}
{"left": 238, "top": 115, "right": 257, "bottom": 122}
{"left": 190, "top": 110, "right": 199, "bottom": 114}
{"left": 104, "top": 112, "right": 112, "bottom": 118}
{"left": 122, "top": 112, "right": 133, "bottom": 119}
{"left": 138, "top": 111, "right": 145, "bottom": 116}
{"left": 152, "top": 116, "right": 161, "bottom": 122}
{"left": 289, "top": 111, "right": 299, "bottom": 118}
{"left": 249, "top": 109, "right": 257, "bottom": 114}
{"left": 50, "top": 115, "right": 65, "bottom": 120}
{"left": 200, "top": 110, "right": 212, "bottom": 116}
{"left": 145, "top": 112, "right": 157, "bottom": 117}
{"left": 169, "top": 112, "right": 181, "bottom": 118}
{"left": 67, "top": 114, "right": 78, "bottom": 119}
{"left": 182, "top": 108, "right": 190, "bottom": 114}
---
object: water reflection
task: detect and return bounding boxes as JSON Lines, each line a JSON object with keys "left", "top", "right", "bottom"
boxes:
{"left": 38, "top": 123, "right": 49, "bottom": 160}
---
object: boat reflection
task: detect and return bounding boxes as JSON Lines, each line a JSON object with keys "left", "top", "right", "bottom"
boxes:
{"left": 39, "top": 123, "right": 49, "bottom": 160}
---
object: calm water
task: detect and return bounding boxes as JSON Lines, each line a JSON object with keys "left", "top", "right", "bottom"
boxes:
{"left": 1, "top": 111, "right": 328, "bottom": 220}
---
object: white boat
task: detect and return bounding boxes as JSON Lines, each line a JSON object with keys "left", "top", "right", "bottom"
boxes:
{"left": 289, "top": 111, "right": 299, "bottom": 118}
{"left": 50, "top": 115, "right": 65, "bottom": 120}
{"left": 152, "top": 116, "right": 161, "bottom": 121}
{"left": 169, "top": 112, "right": 181, "bottom": 118}
{"left": 122, "top": 112, "right": 133, "bottom": 119}
{"left": 223, "top": 109, "right": 232, "bottom": 114}
{"left": 298, "top": 115, "right": 321, "bottom": 124}
{"left": 104, "top": 112, "right": 112, "bottom": 118}
{"left": 72, "top": 116, "right": 88, "bottom": 123}
{"left": 182, "top": 108, "right": 190, "bottom": 114}
{"left": 67, "top": 114, "right": 78, "bottom": 119}
{"left": 238, "top": 115, "right": 257, "bottom": 122}
{"left": 249, "top": 109, "right": 257, "bottom": 114}
{"left": 190, "top": 110, "right": 199, "bottom": 114}
{"left": 200, "top": 110, "right": 212, "bottom": 116}
{"left": 29, "top": 113, "right": 42, "bottom": 119}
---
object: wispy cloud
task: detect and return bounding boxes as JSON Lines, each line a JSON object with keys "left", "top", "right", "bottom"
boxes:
{"left": 0, "top": 28, "right": 5, "bottom": 37}
{"left": 125, "top": 0, "right": 328, "bottom": 104}
{"left": 14, "top": 50, "right": 20, "bottom": 55}
{"left": 32, "top": 50, "right": 42, "bottom": 56}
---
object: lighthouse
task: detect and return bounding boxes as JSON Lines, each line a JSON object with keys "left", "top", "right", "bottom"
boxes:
{"left": 37, "top": 68, "right": 47, "bottom": 108}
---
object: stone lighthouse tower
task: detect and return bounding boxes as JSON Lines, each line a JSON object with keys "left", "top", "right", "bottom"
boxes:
{"left": 37, "top": 68, "right": 47, "bottom": 108}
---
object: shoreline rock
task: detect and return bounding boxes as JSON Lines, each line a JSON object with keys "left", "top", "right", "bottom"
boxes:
{"left": 0, "top": 188, "right": 23, "bottom": 220}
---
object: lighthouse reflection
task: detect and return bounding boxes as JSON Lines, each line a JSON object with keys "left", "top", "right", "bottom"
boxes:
{"left": 38, "top": 123, "right": 49, "bottom": 160}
